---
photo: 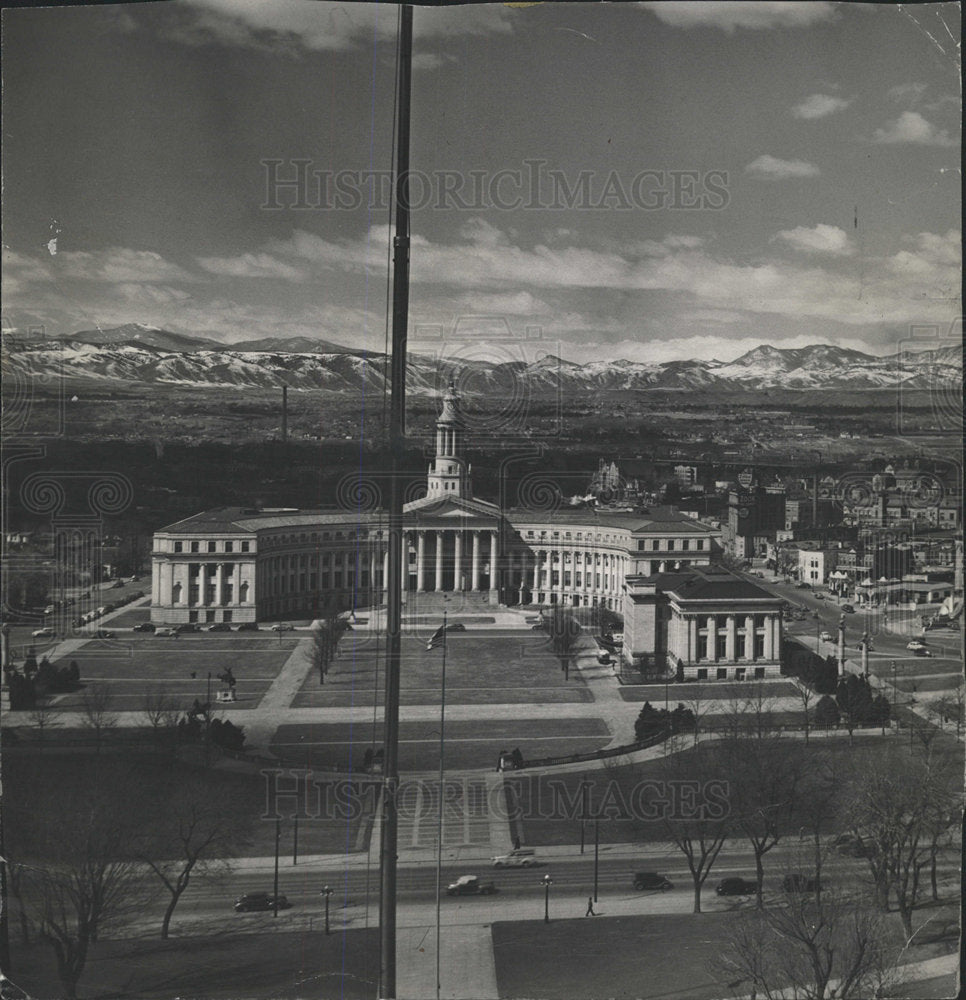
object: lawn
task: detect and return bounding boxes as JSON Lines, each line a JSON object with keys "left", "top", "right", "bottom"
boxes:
{"left": 273, "top": 717, "right": 612, "bottom": 773}
{"left": 506, "top": 735, "right": 891, "bottom": 846}
{"left": 10, "top": 928, "right": 380, "bottom": 999}
{"left": 895, "top": 674, "right": 962, "bottom": 694}
{"left": 619, "top": 679, "right": 799, "bottom": 702}
{"left": 46, "top": 634, "right": 299, "bottom": 711}
{"left": 3, "top": 746, "right": 370, "bottom": 858}
{"left": 491, "top": 912, "right": 736, "bottom": 1000}
{"left": 292, "top": 631, "right": 592, "bottom": 708}
{"left": 491, "top": 907, "right": 960, "bottom": 1000}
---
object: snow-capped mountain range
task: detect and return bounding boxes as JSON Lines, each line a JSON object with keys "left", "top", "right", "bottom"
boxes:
{"left": 3, "top": 324, "right": 961, "bottom": 394}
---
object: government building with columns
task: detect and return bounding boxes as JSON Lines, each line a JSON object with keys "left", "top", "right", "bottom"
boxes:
{"left": 150, "top": 386, "right": 727, "bottom": 627}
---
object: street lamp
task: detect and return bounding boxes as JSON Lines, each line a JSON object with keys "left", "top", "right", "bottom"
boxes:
{"left": 542, "top": 874, "right": 553, "bottom": 923}
{"left": 321, "top": 884, "right": 333, "bottom": 935}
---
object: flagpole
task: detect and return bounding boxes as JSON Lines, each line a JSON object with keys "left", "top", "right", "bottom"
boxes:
{"left": 435, "top": 609, "right": 447, "bottom": 1000}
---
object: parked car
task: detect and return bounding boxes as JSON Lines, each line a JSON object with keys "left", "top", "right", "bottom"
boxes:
{"left": 233, "top": 892, "right": 290, "bottom": 913}
{"left": 446, "top": 875, "right": 497, "bottom": 896}
{"left": 270, "top": 623, "right": 293, "bottom": 632}
{"left": 783, "top": 874, "right": 822, "bottom": 893}
{"left": 914, "top": 648, "right": 933, "bottom": 657}
{"left": 133, "top": 622, "right": 156, "bottom": 632}
{"left": 842, "top": 604, "right": 855, "bottom": 613}
{"left": 632, "top": 872, "right": 673, "bottom": 892}
{"left": 154, "top": 627, "right": 176, "bottom": 637}
{"left": 110, "top": 580, "right": 124, "bottom": 589}
{"left": 175, "top": 623, "right": 200, "bottom": 633}
{"left": 446, "top": 622, "right": 466, "bottom": 632}
{"left": 906, "top": 641, "right": 927, "bottom": 651}
{"left": 96, "top": 607, "right": 107, "bottom": 615}
{"left": 492, "top": 848, "right": 537, "bottom": 868}
{"left": 795, "top": 582, "right": 810, "bottom": 589}
{"left": 596, "top": 649, "right": 613, "bottom": 665}
{"left": 236, "top": 622, "right": 260, "bottom": 631}
{"left": 31, "top": 627, "right": 54, "bottom": 638}
{"left": 93, "top": 629, "right": 115, "bottom": 639}
{"left": 716, "top": 877, "right": 757, "bottom": 896}
{"left": 204, "top": 622, "right": 233, "bottom": 632}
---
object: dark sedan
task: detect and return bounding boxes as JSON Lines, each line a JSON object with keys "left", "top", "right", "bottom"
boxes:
{"left": 716, "top": 877, "right": 757, "bottom": 896}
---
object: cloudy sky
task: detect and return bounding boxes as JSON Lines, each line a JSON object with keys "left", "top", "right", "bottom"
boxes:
{"left": 2, "top": 1, "right": 961, "bottom": 364}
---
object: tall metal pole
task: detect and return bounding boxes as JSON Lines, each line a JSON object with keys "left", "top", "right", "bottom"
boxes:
{"left": 593, "top": 818, "right": 599, "bottom": 902}
{"left": 436, "top": 612, "right": 447, "bottom": 1000}
{"left": 380, "top": 7, "right": 413, "bottom": 997}
{"left": 273, "top": 818, "right": 281, "bottom": 918}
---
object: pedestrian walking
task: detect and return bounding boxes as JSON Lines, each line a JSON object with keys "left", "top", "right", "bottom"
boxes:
{"left": 585, "top": 896, "right": 596, "bottom": 916}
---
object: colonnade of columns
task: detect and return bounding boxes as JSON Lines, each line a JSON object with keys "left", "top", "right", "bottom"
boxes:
{"left": 393, "top": 528, "right": 499, "bottom": 593}
{"left": 680, "top": 612, "right": 782, "bottom": 663}
{"left": 502, "top": 547, "right": 626, "bottom": 605}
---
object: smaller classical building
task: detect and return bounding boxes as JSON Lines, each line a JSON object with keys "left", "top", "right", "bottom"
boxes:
{"left": 623, "top": 565, "right": 783, "bottom": 681}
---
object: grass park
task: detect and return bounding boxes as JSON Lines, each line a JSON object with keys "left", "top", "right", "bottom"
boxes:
{"left": 491, "top": 906, "right": 960, "bottom": 1000}
{"left": 292, "top": 631, "right": 593, "bottom": 708}
{"left": 9, "top": 928, "right": 381, "bottom": 1000}
{"left": 43, "top": 633, "right": 300, "bottom": 712}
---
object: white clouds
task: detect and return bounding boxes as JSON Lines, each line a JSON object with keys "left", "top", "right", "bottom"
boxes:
{"left": 57, "top": 248, "right": 198, "bottom": 285}
{"left": 887, "top": 82, "right": 928, "bottom": 105}
{"left": 872, "top": 111, "right": 958, "bottom": 147}
{"left": 640, "top": 2, "right": 837, "bottom": 32}
{"left": 196, "top": 252, "right": 305, "bottom": 281}
{"left": 791, "top": 93, "right": 851, "bottom": 119}
{"left": 774, "top": 224, "right": 855, "bottom": 257}
{"left": 744, "top": 155, "right": 821, "bottom": 180}
{"left": 168, "top": 0, "right": 513, "bottom": 53}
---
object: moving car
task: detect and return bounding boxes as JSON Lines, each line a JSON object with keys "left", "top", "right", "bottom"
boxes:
{"left": 782, "top": 874, "right": 822, "bottom": 893}
{"left": 716, "top": 877, "right": 757, "bottom": 896}
{"left": 31, "top": 627, "right": 54, "bottom": 638}
{"left": 906, "top": 641, "right": 927, "bottom": 651}
{"left": 270, "top": 623, "right": 293, "bottom": 632}
{"left": 133, "top": 622, "right": 156, "bottom": 632}
{"left": 842, "top": 604, "right": 855, "bottom": 613}
{"left": 632, "top": 872, "right": 673, "bottom": 892}
{"left": 154, "top": 627, "right": 176, "bottom": 637}
{"left": 93, "top": 629, "right": 115, "bottom": 639}
{"left": 492, "top": 848, "right": 537, "bottom": 868}
{"left": 914, "top": 648, "right": 933, "bottom": 657}
{"left": 820, "top": 631, "right": 833, "bottom": 642}
{"left": 233, "top": 892, "right": 290, "bottom": 913}
{"left": 446, "top": 875, "right": 497, "bottom": 896}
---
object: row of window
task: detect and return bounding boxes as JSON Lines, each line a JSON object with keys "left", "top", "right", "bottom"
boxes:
{"left": 174, "top": 539, "right": 251, "bottom": 554}
{"left": 695, "top": 634, "right": 767, "bottom": 660}
{"left": 638, "top": 538, "right": 705, "bottom": 552}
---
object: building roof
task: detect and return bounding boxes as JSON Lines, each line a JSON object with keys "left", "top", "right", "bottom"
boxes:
{"left": 158, "top": 507, "right": 384, "bottom": 534}
{"left": 505, "top": 505, "right": 716, "bottom": 533}
{"left": 633, "top": 565, "right": 780, "bottom": 602}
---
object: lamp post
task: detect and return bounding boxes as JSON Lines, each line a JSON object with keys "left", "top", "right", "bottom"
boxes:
{"left": 321, "top": 884, "right": 333, "bottom": 935}
{"left": 542, "top": 875, "right": 553, "bottom": 923}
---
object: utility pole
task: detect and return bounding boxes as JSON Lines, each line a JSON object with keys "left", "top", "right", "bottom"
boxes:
{"left": 273, "top": 818, "right": 281, "bottom": 917}
{"left": 379, "top": 8, "right": 413, "bottom": 998}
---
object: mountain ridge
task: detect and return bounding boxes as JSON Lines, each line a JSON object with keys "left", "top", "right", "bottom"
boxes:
{"left": 3, "top": 326, "right": 961, "bottom": 394}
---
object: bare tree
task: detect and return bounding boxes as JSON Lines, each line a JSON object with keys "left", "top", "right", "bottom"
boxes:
{"left": 140, "top": 685, "right": 180, "bottom": 740}
{"left": 139, "top": 780, "right": 251, "bottom": 938}
{"left": 715, "top": 890, "right": 895, "bottom": 1000}
{"left": 20, "top": 777, "right": 147, "bottom": 999}
{"left": 28, "top": 700, "right": 61, "bottom": 745}
{"left": 792, "top": 678, "right": 815, "bottom": 743}
{"left": 854, "top": 747, "right": 961, "bottom": 936}
{"left": 722, "top": 734, "right": 805, "bottom": 908}
{"left": 80, "top": 683, "right": 117, "bottom": 750}
{"left": 660, "top": 745, "right": 730, "bottom": 913}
